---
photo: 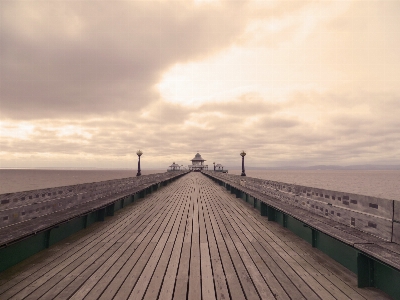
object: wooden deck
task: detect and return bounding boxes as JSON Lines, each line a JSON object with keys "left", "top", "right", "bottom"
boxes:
{"left": 0, "top": 173, "right": 392, "bottom": 299}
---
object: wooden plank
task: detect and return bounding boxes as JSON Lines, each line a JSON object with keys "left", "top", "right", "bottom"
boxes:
{"left": 0, "top": 193, "right": 156, "bottom": 287}
{"left": 211, "top": 177, "right": 392, "bottom": 296}
{"left": 214, "top": 191, "right": 310, "bottom": 300}
{"left": 173, "top": 187, "right": 194, "bottom": 300}
{"left": 105, "top": 189, "right": 182, "bottom": 300}
{"left": 206, "top": 195, "right": 260, "bottom": 299}
{"left": 215, "top": 199, "right": 275, "bottom": 299}
{"left": 212, "top": 182, "right": 325, "bottom": 300}
{"left": 128, "top": 233, "right": 170, "bottom": 299}
{"left": 156, "top": 233, "right": 184, "bottom": 300}
{"left": 204, "top": 193, "right": 246, "bottom": 300}
{"left": 220, "top": 198, "right": 312, "bottom": 299}
{"left": 0, "top": 177, "right": 180, "bottom": 298}
{"left": 188, "top": 183, "right": 201, "bottom": 300}
{"left": 199, "top": 197, "right": 216, "bottom": 300}
{"left": 219, "top": 206, "right": 292, "bottom": 299}
{"left": 201, "top": 192, "right": 230, "bottom": 300}
{"left": 23, "top": 192, "right": 172, "bottom": 299}
{"left": 144, "top": 193, "right": 189, "bottom": 300}
{"left": 60, "top": 192, "right": 178, "bottom": 299}
{"left": 131, "top": 191, "right": 188, "bottom": 300}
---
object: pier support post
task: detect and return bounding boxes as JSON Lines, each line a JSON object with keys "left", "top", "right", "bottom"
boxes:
{"left": 261, "top": 202, "right": 268, "bottom": 216}
{"left": 106, "top": 203, "right": 115, "bottom": 216}
{"left": 358, "top": 253, "right": 374, "bottom": 288}
{"left": 283, "top": 214, "right": 288, "bottom": 228}
{"left": 98, "top": 208, "right": 106, "bottom": 222}
{"left": 44, "top": 230, "right": 51, "bottom": 248}
{"left": 267, "top": 206, "right": 276, "bottom": 221}
{"left": 312, "top": 229, "right": 318, "bottom": 247}
{"left": 84, "top": 214, "right": 89, "bottom": 229}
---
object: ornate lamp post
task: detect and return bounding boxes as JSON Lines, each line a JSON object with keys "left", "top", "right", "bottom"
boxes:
{"left": 136, "top": 150, "right": 143, "bottom": 176}
{"left": 240, "top": 150, "right": 246, "bottom": 176}
{"left": 213, "top": 162, "right": 215, "bottom": 171}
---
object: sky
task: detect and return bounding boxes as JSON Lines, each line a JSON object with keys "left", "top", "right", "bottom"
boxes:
{"left": 1, "top": 0, "right": 399, "bottom": 169}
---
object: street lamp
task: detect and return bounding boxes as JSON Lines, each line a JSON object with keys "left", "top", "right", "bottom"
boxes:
{"left": 240, "top": 150, "right": 246, "bottom": 176}
{"left": 136, "top": 150, "right": 143, "bottom": 176}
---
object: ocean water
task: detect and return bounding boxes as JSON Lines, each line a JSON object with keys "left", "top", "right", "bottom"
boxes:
{"left": 1, "top": 169, "right": 399, "bottom": 201}
{"left": 229, "top": 169, "right": 400, "bottom": 201}
{"left": 0, "top": 169, "right": 164, "bottom": 194}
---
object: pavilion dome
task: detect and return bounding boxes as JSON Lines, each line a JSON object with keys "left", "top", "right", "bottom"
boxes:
{"left": 191, "top": 153, "right": 206, "bottom": 162}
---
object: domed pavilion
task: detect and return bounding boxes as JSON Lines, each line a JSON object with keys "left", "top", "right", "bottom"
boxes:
{"left": 167, "top": 162, "right": 181, "bottom": 172}
{"left": 188, "top": 152, "right": 208, "bottom": 172}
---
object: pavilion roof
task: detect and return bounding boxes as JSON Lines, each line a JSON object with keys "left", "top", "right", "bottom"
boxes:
{"left": 191, "top": 152, "right": 206, "bottom": 161}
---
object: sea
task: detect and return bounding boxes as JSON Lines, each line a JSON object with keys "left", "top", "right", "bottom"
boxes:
{"left": 1, "top": 169, "right": 399, "bottom": 201}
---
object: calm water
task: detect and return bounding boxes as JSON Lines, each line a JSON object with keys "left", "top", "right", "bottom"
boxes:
{"left": 1, "top": 169, "right": 399, "bottom": 201}
{"left": 0, "top": 169, "right": 164, "bottom": 194}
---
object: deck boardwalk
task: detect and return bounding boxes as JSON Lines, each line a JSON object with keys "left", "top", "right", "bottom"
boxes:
{"left": 0, "top": 173, "right": 393, "bottom": 299}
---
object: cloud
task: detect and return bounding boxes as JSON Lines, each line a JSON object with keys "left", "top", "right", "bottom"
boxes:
{"left": 1, "top": 0, "right": 399, "bottom": 169}
{"left": 0, "top": 1, "right": 249, "bottom": 120}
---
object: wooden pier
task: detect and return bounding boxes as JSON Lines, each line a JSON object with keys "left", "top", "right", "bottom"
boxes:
{"left": 0, "top": 173, "right": 393, "bottom": 299}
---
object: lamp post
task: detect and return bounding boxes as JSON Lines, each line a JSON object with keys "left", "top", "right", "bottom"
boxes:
{"left": 240, "top": 150, "right": 246, "bottom": 176}
{"left": 136, "top": 150, "right": 143, "bottom": 176}
{"left": 213, "top": 162, "right": 215, "bottom": 171}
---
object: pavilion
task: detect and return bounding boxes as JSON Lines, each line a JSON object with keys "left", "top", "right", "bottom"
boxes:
{"left": 167, "top": 162, "right": 181, "bottom": 172}
{"left": 188, "top": 152, "right": 208, "bottom": 171}
{"left": 215, "top": 163, "right": 228, "bottom": 173}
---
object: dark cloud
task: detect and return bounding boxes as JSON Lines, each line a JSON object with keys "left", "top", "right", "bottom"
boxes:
{"left": 0, "top": 1, "right": 249, "bottom": 120}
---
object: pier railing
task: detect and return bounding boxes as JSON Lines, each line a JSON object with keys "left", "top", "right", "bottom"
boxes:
{"left": 203, "top": 171, "right": 398, "bottom": 243}
{"left": 202, "top": 170, "right": 400, "bottom": 299}
{"left": 0, "top": 172, "right": 185, "bottom": 229}
{"left": 0, "top": 171, "right": 188, "bottom": 272}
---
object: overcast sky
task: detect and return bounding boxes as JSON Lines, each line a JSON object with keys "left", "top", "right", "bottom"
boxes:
{"left": 1, "top": 0, "right": 399, "bottom": 169}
